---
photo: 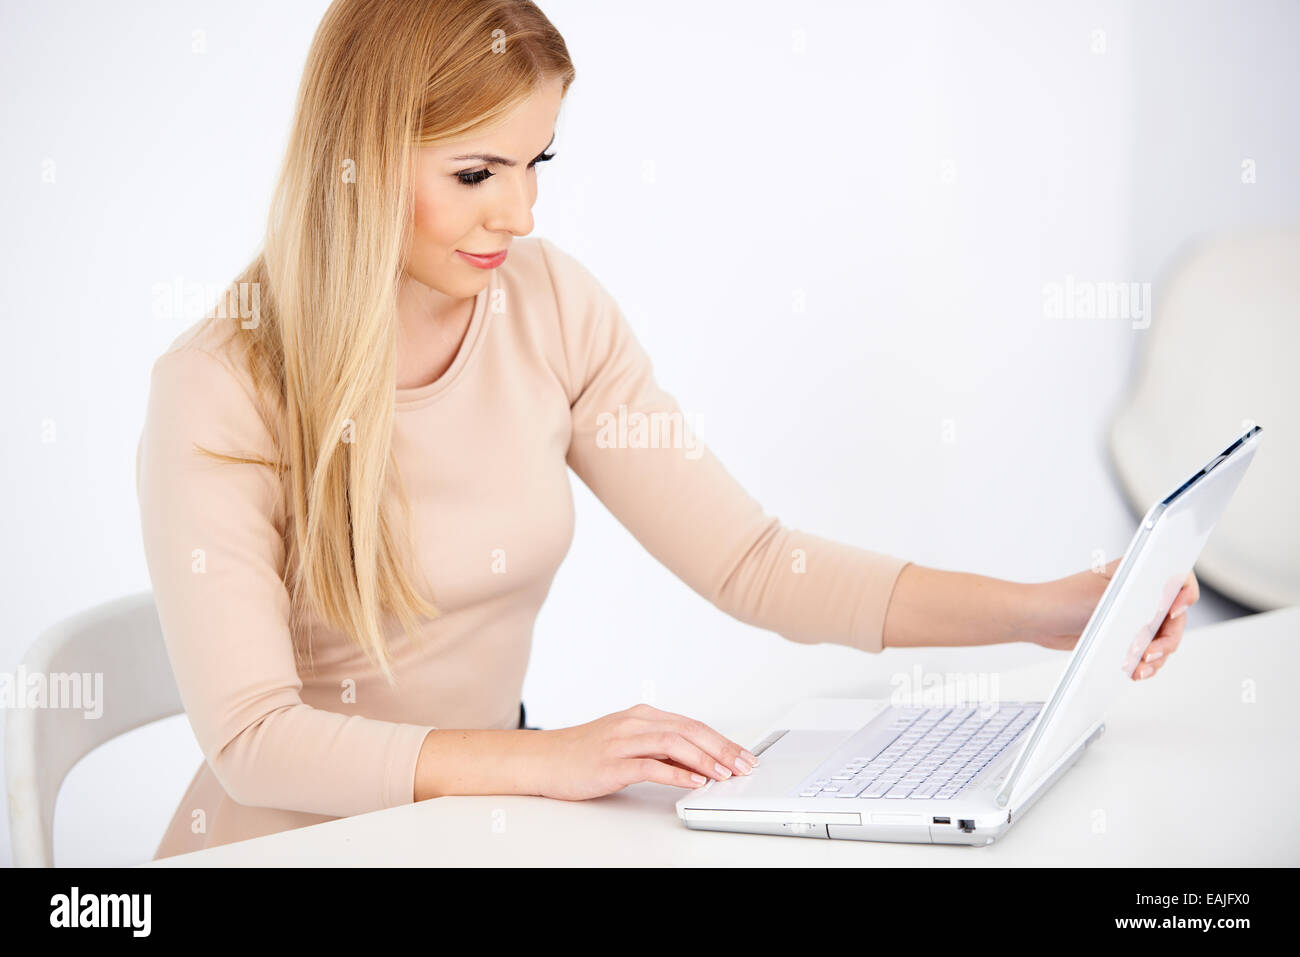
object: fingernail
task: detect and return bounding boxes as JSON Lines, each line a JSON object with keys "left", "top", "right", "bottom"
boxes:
{"left": 714, "top": 762, "right": 731, "bottom": 779}
{"left": 1144, "top": 650, "right": 1164, "bottom": 663}
{"left": 1139, "top": 666, "right": 1154, "bottom": 678}
{"left": 690, "top": 773, "right": 706, "bottom": 785}
{"left": 734, "top": 757, "right": 752, "bottom": 775}
{"left": 1170, "top": 605, "right": 1186, "bottom": 618}
{"left": 741, "top": 749, "right": 758, "bottom": 765}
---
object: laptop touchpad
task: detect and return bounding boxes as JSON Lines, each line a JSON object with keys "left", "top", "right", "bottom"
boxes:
{"left": 727, "top": 729, "right": 856, "bottom": 792}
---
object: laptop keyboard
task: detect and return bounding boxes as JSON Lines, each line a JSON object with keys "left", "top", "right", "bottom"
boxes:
{"left": 793, "top": 703, "right": 1041, "bottom": 800}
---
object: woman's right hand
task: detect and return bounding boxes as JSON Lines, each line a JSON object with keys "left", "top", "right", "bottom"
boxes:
{"left": 532, "top": 703, "right": 760, "bottom": 801}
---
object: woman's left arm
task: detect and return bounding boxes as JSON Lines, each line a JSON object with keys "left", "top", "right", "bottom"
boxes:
{"left": 540, "top": 239, "right": 1200, "bottom": 679}
{"left": 544, "top": 238, "right": 909, "bottom": 654}
{"left": 881, "top": 560, "right": 1200, "bottom": 681}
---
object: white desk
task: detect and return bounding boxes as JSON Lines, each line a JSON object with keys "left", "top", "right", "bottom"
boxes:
{"left": 146, "top": 606, "right": 1300, "bottom": 867}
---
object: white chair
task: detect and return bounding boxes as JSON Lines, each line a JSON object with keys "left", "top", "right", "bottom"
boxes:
{"left": 5, "top": 592, "right": 183, "bottom": 867}
{"left": 1109, "top": 227, "right": 1300, "bottom": 611}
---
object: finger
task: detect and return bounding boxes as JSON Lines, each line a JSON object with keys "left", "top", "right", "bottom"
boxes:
{"left": 619, "top": 731, "right": 732, "bottom": 781}
{"left": 1159, "top": 613, "right": 1190, "bottom": 650}
{"left": 1169, "top": 572, "right": 1201, "bottom": 618}
{"left": 1168, "top": 586, "right": 1193, "bottom": 618}
{"left": 624, "top": 757, "right": 708, "bottom": 790}
{"left": 661, "top": 756, "right": 718, "bottom": 782}
{"left": 1144, "top": 616, "right": 1187, "bottom": 661}
{"left": 1140, "top": 638, "right": 1177, "bottom": 667}
{"left": 1144, "top": 650, "right": 1175, "bottom": 681}
{"left": 1132, "top": 640, "right": 1165, "bottom": 679}
{"left": 1133, "top": 653, "right": 1170, "bottom": 680}
{"left": 1132, "top": 658, "right": 1154, "bottom": 679}
{"left": 669, "top": 715, "right": 758, "bottom": 776}
{"left": 637, "top": 706, "right": 758, "bottom": 775}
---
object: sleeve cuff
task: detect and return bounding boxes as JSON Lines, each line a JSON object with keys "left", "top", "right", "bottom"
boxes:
{"left": 850, "top": 557, "right": 912, "bottom": 654}
{"left": 387, "top": 722, "right": 438, "bottom": 807}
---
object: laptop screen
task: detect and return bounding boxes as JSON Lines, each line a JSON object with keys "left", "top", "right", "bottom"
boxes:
{"left": 995, "top": 426, "right": 1262, "bottom": 810}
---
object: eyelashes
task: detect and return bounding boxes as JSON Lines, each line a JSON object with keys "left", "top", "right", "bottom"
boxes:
{"left": 456, "top": 151, "right": 555, "bottom": 188}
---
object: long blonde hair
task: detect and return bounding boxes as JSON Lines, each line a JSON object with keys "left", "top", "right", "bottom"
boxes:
{"left": 193, "top": 0, "right": 575, "bottom": 684}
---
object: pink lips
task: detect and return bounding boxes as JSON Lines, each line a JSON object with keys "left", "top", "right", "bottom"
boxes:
{"left": 456, "top": 249, "right": 508, "bottom": 269}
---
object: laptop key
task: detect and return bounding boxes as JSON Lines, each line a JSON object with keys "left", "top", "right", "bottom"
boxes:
{"left": 834, "top": 780, "right": 869, "bottom": 798}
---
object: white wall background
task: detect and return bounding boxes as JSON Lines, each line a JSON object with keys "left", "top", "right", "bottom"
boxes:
{"left": 1, "top": 0, "right": 1295, "bottom": 865}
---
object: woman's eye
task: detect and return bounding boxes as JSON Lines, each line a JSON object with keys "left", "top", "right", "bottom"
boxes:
{"left": 455, "top": 151, "right": 555, "bottom": 189}
{"left": 457, "top": 169, "right": 494, "bottom": 187}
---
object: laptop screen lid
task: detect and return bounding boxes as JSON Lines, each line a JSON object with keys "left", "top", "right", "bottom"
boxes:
{"left": 995, "top": 426, "right": 1263, "bottom": 810}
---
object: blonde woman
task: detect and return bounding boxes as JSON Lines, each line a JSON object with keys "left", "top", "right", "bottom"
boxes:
{"left": 136, "top": 0, "right": 1199, "bottom": 860}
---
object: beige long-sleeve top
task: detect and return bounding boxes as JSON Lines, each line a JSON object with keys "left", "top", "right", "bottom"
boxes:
{"left": 135, "top": 236, "right": 910, "bottom": 859}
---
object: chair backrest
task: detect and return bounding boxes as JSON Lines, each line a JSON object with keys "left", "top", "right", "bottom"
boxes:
{"left": 4, "top": 592, "right": 183, "bottom": 867}
{"left": 1109, "top": 227, "right": 1300, "bottom": 611}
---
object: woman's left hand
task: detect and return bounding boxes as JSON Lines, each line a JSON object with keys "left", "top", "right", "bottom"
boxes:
{"left": 1027, "top": 558, "right": 1200, "bottom": 680}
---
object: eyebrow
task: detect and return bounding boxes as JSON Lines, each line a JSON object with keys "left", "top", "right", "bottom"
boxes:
{"left": 450, "top": 132, "right": 556, "bottom": 167}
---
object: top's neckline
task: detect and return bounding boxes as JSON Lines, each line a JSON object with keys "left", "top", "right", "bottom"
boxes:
{"left": 394, "top": 271, "right": 492, "bottom": 410}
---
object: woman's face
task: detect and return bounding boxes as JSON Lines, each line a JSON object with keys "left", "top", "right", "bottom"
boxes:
{"left": 405, "top": 76, "right": 565, "bottom": 304}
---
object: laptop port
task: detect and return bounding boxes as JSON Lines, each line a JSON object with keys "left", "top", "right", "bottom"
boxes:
{"left": 958, "top": 819, "right": 976, "bottom": 833}
{"left": 932, "top": 816, "right": 951, "bottom": 825}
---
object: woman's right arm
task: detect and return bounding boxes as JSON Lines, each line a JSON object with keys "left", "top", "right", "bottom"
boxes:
{"left": 137, "top": 346, "right": 436, "bottom": 818}
{"left": 415, "top": 704, "right": 761, "bottom": 802}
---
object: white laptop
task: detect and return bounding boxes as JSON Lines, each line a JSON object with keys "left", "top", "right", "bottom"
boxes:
{"left": 677, "top": 426, "right": 1263, "bottom": 845}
